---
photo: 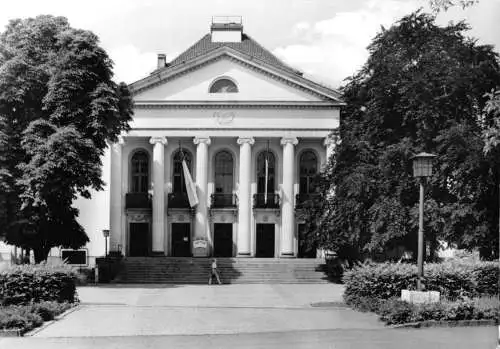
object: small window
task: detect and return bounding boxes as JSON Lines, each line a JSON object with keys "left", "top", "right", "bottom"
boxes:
{"left": 209, "top": 78, "right": 238, "bottom": 93}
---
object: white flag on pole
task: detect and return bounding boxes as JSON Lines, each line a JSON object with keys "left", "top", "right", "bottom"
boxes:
{"left": 182, "top": 160, "right": 198, "bottom": 207}
{"left": 264, "top": 156, "right": 268, "bottom": 204}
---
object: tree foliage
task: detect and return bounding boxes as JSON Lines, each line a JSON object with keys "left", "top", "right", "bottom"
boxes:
{"left": 0, "top": 15, "right": 133, "bottom": 262}
{"left": 308, "top": 12, "right": 500, "bottom": 262}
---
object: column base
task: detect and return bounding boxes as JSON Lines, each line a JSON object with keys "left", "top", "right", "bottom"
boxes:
{"left": 150, "top": 251, "right": 165, "bottom": 257}
{"left": 280, "top": 252, "right": 295, "bottom": 258}
{"left": 237, "top": 252, "right": 251, "bottom": 257}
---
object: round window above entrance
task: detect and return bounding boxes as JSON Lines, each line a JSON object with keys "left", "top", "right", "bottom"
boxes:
{"left": 209, "top": 78, "right": 238, "bottom": 93}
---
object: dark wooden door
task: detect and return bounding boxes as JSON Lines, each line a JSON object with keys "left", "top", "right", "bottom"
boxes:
{"left": 213, "top": 223, "right": 233, "bottom": 257}
{"left": 129, "top": 223, "right": 149, "bottom": 257}
{"left": 256, "top": 224, "right": 275, "bottom": 258}
{"left": 172, "top": 223, "right": 191, "bottom": 257}
{"left": 298, "top": 224, "right": 316, "bottom": 258}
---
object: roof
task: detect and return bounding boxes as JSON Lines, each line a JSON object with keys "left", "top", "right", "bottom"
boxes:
{"left": 166, "top": 33, "right": 302, "bottom": 76}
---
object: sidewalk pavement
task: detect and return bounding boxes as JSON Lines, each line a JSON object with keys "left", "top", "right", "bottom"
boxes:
{"left": 0, "top": 283, "right": 497, "bottom": 348}
{"left": 34, "top": 283, "right": 385, "bottom": 337}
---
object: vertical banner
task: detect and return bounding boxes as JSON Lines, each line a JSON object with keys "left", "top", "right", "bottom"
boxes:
{"left": 182, "top": 159, "right": 199, "bottom": 207}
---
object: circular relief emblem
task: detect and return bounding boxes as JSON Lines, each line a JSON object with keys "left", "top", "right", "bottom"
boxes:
{"left": 178, "top": 215, "right": 185, "bottom": 222}
{"left": 213, "top": 111, "right": 235, "bottom": 126}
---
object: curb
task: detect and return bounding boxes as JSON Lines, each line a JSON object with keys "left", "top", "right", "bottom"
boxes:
{"left": 391, "top": 319, "right": 498, "bottom": 329}
{"left": 23, "top": 304, "right": 81, "bottom": 337}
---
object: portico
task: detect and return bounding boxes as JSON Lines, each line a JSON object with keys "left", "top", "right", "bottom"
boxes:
{"left": 107, "top": 17, "right": 342, "bottom": 258}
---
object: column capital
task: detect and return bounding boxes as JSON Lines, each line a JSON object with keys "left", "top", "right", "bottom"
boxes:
{"left": 149, "top": 136, "right": 168, "bottom": 145}
{"left": 280, "top": 137, "right": 298, "bottom": 146}
{"left": 237, "top": 137, "right": 255, "bottom": 146}
{"left": 193, "top": 136, "right": 211, "bottom": 145}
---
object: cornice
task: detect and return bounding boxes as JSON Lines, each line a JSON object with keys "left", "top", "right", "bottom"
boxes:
{"left": 134, "top": 101, "right": 340, "bottom": 110}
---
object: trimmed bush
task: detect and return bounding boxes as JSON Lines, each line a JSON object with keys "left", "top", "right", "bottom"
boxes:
{"left": 29, "top": 301, "right": 72, "bottom": 321}
{"left": 343, "top": 261, "right": 498, "bottom": 308}
{"left": 376, "top": 296, "right": 499, "bottom": 325}
{"left": 0, "top": 264, "right": 78, "bottom": 305}
{"left": 0, "top": 306, "right": 43, "bottom": 331}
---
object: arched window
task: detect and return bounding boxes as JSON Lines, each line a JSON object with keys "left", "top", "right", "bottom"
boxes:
{"left": 257, "top": 151, "right": 275, "bottom": 193}
{"left": 173, "top": 149, "right": 192, "bottom": 194}
{"left": 214, "top": 151, "right": 234, "bottom": 193}
{"left": 299, "top": 151, "right": 318, "bottom": 194}
{"left": 209, "top": 78, "right": 238, "bottom": 93}
{"left": 131, "top": 151, "right": 149, "bottom": 193}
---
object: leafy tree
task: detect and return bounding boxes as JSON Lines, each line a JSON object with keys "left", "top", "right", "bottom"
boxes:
{"left": 0, "top": 15, "right": 133, "bottom": 262}
{"left": 308, "top": 11, "right": 500, "bottom": 263}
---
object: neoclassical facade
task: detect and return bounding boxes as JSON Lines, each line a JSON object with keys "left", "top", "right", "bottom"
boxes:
{"left": 106, "top": 19, "right": 342, "bottom": 259}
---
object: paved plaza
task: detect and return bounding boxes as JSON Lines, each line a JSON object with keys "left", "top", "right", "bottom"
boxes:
{"left": 0, "top": 284, "right": 497, "bottom": 348}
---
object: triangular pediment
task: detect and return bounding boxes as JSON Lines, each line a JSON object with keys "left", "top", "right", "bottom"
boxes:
{"left": 130, "top": 48, "right": 343, "bottom": 105}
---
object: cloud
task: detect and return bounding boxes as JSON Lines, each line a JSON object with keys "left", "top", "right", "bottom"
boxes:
{"left": 273, "top": 0, "right": 420, "bottom": 88}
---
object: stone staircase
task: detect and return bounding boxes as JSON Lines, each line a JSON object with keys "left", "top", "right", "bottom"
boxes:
{"left": 112, "top": 257, "right": 330, "bottom": 284}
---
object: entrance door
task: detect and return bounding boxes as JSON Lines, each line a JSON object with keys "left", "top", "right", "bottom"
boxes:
{"left": 213, "top": 223, "right": 233, "bottom": 257}
{"left": 298, "top": 224, "right": 316, "bottom": 258}
{"left": 256, "top": 224, "right": 275, "bottom": 258}
{"left": 129, "top": 223, "right": 149, "bottom": 257}
{"left": 172, "top": 223, "right": 191, "bottom": 257}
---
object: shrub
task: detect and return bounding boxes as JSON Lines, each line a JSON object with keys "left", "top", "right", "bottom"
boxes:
{"left": 0, "top": 306, "right": 43, "bottom": 331}
{"left": 378, "top": 298, "right": 415, "bottom": 325}
{"left": 471, "top": 296, "right": 500, "bottom": 320}
{"left": 343, "top": 261, "right": 498, "bottom": 308}
{"left": 0, "top": 263, "right": 78, "bottom": 305}
{"left": 374, "top": 296, "right": 498, "bottom": 325}
{"left": 29, "top": 301, "right": 72, "bottom": 321}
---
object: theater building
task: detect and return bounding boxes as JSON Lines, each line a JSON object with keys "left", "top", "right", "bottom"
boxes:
{"left": 84, "top": 18, "right": 342, "bottom": 262}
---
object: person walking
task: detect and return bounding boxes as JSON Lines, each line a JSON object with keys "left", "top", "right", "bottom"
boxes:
{"left": 209, "top": 258, "right": 222, "bottom": 285}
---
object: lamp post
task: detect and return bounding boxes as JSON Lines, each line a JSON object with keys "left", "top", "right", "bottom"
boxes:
{"left": 411, "top": 152, "right": 436, "bottom": 291}
{"left": 102, "top": 229, "right": 110, "bottom": 257}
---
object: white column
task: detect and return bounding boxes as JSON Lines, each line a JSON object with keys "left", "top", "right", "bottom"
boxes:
{"left": 150, "top": 136, "right": 167, "bottom": 255}
{"left": 280, "top": 137, "right": 298, "bottom": 257}
{"left": 237, "top": 137, "right": 255, "bottom": 256}
{"left": 194, "top": 136, "right": 211, "bottom": 240}
{"left": 109, "top": 136, "right": 125, "bottom": 254}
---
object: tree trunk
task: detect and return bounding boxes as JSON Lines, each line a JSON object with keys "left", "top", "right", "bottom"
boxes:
{"left": 33, "top": 245, "right": 51, "bottom": 263}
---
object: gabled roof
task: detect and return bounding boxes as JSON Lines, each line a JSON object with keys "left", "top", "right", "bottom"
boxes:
{"left": 131, "top": 31, "right": 344, "bottom": 104}
{"left": 167, "top": 33, "right": 302, "bottom": 76}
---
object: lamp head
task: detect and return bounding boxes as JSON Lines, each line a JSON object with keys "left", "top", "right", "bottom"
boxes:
{"left": 411, "top": 152, "right": 437, "bottom": 178}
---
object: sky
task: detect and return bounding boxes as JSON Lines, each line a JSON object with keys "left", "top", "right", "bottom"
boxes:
{"left": 1, "top": 0, "right": 499, "bottom": 89}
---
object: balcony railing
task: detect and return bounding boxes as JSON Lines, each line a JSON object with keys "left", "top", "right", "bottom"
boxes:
{"left": 168, "top": 193, "right": 191, "bottom": 209}
{"left": 253, "top": 193, "right": 280, "bottom": 209}
{"left": 295, "top": 193, "right": 321, "bottom": 209}
{"left": 211, "top": 193, "right": 238, "bottom": 208}
{"left": 125, "top": 193, "right": 152, "bottom": 209}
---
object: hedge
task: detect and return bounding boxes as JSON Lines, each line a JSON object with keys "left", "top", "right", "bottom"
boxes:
{"left": 0, "top": 301, "right": 73, "bottom": 331}
{"left": 343, "top": 261, "right": 498, "bottom": 308}
{"left": 0, "top": 264, "right": 78, "bottom": 306}
{"left": 378, "top": 296, "right": 499, "bottom": 325}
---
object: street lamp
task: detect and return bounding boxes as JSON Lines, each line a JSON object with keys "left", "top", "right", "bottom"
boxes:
{"left": 411, "top": 152, "right": 436, "bottom": 291}
{"left": 102, "top": 229, "right": 110, "bottom": 257}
